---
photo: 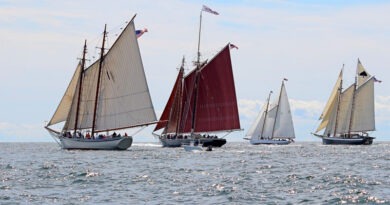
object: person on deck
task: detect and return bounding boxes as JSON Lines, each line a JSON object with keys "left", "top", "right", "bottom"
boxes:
{"left": 124, "top": 133, "right": 128, "bottom": 137}
{"left": 86, "top": 132, "right": 91, "bottom": 139}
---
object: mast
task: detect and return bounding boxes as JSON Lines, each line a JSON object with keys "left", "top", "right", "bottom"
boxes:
{"left": 175, "top": 57, "right": 185, "bottom": 135}
{"left": 333, "top": 66, "right": 344, "bottom": 137}
{"left": 260, "top": 91, "right": 272, "bottom": 138}
{"left": 73, "top": 40, "right": 87, "bottom": 135}
{"left": 271, "top": 80, "right": 284, "bottom": 138}
{"left": 190, "top": 11, "right": 203, "bottom": 136}
{"left": 91, "top": 24, "right": 107, "bottom": 137}
{"left": 348, "top": 62, "right": 359, "bottom": 136}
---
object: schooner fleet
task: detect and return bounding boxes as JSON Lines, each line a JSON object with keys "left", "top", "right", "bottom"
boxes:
{"left": 45, "top": 6, "right": 381, "bottom": 150}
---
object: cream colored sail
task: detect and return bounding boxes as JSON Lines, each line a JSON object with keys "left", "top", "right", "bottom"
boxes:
{"left": 48, "top": 63, "right": 82, "bottom": 126}
{"left": 315, "top": 70, "right": 343, "bottom": 133}
{"left": 65, "top": 19, "right": 156, "bottom": 132}
{"left": 350, "top": 77, "right": 375, "bottom": 132}
{"left": 272, "top": 84, "right": 295, "bottom": 139}
{"left": 246, "top": 104, "right": 266, "bottom": 140}
{"left": 357, "top": 59, "right": 371, "bottom": 88}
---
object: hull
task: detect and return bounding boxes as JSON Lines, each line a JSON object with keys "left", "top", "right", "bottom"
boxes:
{"left": 250, "top": 139, "right": 291, "bottom": 145}
{"left": 160, "top": 138, "right": 226, "bottom": 148}
{"left": 60, "top": 136, "right": 133, "bottom": 150}
{"left": 322, "top": 136, "right": 374, "bottom": 145}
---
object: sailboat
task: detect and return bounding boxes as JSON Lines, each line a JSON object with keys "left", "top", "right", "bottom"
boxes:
{"left": 245, "top": 79, "right": 295, "bottom": 145}
{"left": 152, "top": 7, "right": 241, "bottom": 148}
{"left": 312, "top": 59, "right": 379, "bottom": 145}
{"left": 45, "top": 15, "right": 157, "bottom": 150}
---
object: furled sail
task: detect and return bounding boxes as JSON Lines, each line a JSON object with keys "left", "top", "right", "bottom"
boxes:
{"left": 357, "top": 59, "right": 371, "bottom": 88}
{"left": 65, "top": 19, "right": 156, "bottom": 132}
{"left": 272, "top": 84, "right": 295, "bottom": 139}
{"left": 48, "top": 63, "right": 82, "bottom": 126}
{"left": 350, "top": 77, "right": 375, "bottom": 132}
{"left": 315, "top": 70, "right": 343, "bottom": 133}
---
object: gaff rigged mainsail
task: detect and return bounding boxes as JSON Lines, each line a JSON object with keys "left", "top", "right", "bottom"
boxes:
{"left": 155, "top": 44, "right": 241, "bottom": 134}
{"left": 48, "top": 17, "right": 157, "bottom": 133}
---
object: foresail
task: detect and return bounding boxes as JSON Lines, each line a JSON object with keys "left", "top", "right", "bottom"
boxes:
{"left": 246, "top": 104, "right": 266, "bottom": 140}
{"left": 48, "top": 63, "right": 82, "bottom": 126}
{"left": 350, "top": 77, "right": 375, "bottom": 132}
{"left": 315, "top": 70, "right": 343, "bottom": 133}
{"left": 273, "top": 85, "right": 295, "bottom": 139}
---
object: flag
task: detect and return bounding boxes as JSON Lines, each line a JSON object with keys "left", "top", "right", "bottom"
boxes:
{"left": 374, "top": 77, "right": 382, "bottom": 83}
{"left": 136, "top": 28, "right": 148, "bottom": 38}
{"left": 229, "top": 44, "right": 238, "bottom": 50}
{"left": 202, "top": 5, "right": 219, "bottom": 15}
{"left": 283, "top": 78, "right": 288, "bottom": 81}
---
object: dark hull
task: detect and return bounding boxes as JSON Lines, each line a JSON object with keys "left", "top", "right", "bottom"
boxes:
{"left": 160, "top": 138, "right": 226, "bottom": 148}
{"left": 322, "top": 136, "right": 374, "bottom": 145}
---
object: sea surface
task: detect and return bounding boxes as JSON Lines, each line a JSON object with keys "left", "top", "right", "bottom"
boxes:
{"left": 1, "top": 142, "right": 390, "bottom": 204}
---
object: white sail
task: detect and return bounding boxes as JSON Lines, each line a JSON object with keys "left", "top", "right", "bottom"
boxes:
{"left": 272, "top": 84, "right": 295, "bottom": 139}
{"left": 48, "top": 63, "right": 82, "bottom": 126}
{"left": 65, "top": 20, "right": 156, "bottom": 132}
{"left": 357, "top": 59, "right": 371, "bottom": 88}
{"left": 246, "top": 104, "right": 266, "bottom": 140}
{"left": 335, "top": 85, "right": 354, "bottom": 134}
{"left": 315, "top": 70, "right": 343, "bottom": 133}
{"left": 350, "top": 77, "right": 375, "bottom": 132}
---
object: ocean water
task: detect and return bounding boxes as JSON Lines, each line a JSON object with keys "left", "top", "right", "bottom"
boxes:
{"left": 1, "top": 142, "right": 389, "bottom": 204}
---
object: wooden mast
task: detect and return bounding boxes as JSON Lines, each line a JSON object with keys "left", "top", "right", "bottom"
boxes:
{"left": 271, "top": 80, "right": 284, "bottom": 138}
{"left": 190, "top": 11, "right": 203, "bottom": 136}
{"left": 348, "top": 61, "right": 359, "bottom": 137}
{"left": 333, "top": 66, "right": 344, "bottom": 138}
{"left": 175, "top": 57, "right": 185, "bottom": 135}
{"left": 260, "top": 91, "right": 272, "bottom": 138}
{"left": 91, "top": 24, "right": 107, "bottom": 138}
{"left": 73, "top": 40, "right": 87, "bottom": 135}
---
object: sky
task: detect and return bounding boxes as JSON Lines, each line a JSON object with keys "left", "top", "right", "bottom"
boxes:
{"left": 0, "top": 0, "right": 389, "bottom": 142}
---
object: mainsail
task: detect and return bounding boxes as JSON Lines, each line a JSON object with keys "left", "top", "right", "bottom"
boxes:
{"left": 49, "top": 17, "right": 157, "bottom": 133}
{"left": 155, "top": 44, "right": 241, "bottom": 134}
{"left": 246, "top": 81, "right": 295, "bottom": 140}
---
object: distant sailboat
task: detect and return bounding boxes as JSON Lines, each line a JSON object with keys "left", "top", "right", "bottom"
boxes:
{"left": 245, "top": 79, "right": 295, "bottom": 145}
{"left": 45, "top": 15, "right": 157, "bottom": 150}
{"left": 313, "top": 59, "right": 379, "bottom": 145}
{"left": 153, "top": 6, "right": 241, "bottom": 148}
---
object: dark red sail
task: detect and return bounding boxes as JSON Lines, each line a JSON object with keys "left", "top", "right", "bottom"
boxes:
{"left": 178, "top": 44, "right": 241, "bottom": 133}
{"left": 154, "top": 68, "right": 183, "bottom": 132}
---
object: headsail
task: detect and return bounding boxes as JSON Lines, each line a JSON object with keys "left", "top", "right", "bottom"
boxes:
{"left": 48, "top": 62, "right": 82, "bottom": 126}
{"left": 315, "top": 70, "right": 343, "bottom": 133}
{"left": 272, "top": 83, "right": 295, "bottom": 139}
{"left": 65, "top": 18, "right": 156, "bottom": 132}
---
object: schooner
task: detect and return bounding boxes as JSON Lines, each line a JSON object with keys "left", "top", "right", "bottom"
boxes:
{"left": 45, "top": 15, "right": 157, "bottom": 150}
{"left": 245, "top": 79, "right": 295, "bottom": 145}
{"left": 152, "top": 6, "right": 241, "bottom": 147}
{"left": 313, "top": 59, "right": 380, "bottom": 145}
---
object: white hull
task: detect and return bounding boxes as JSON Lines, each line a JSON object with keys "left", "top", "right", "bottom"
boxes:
{"left": 47, "top": 131, "right": 132, "bottom": 150}
{"left": 250, "top": 139, "right": 291, "bottom": 145}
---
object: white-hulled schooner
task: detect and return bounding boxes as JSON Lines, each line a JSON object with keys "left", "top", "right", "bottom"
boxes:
{"left": 45, "top": 15, "right": 157, "bottom": 150}
{"left": 245, "top": 79, "right": 295, "bottom": 145}
{"left": 313, "top": 59, "right": 380, "bottom": 145}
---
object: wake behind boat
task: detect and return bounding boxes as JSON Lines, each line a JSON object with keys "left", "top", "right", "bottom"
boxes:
{"left": 45, "top": 15, "right": 157, "bottom": 150}
{"left": 245, "top": 79, "right": 295, "bottom": 145}
{"left": 312, "top": 59, "right": 380, "bottom": 145}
